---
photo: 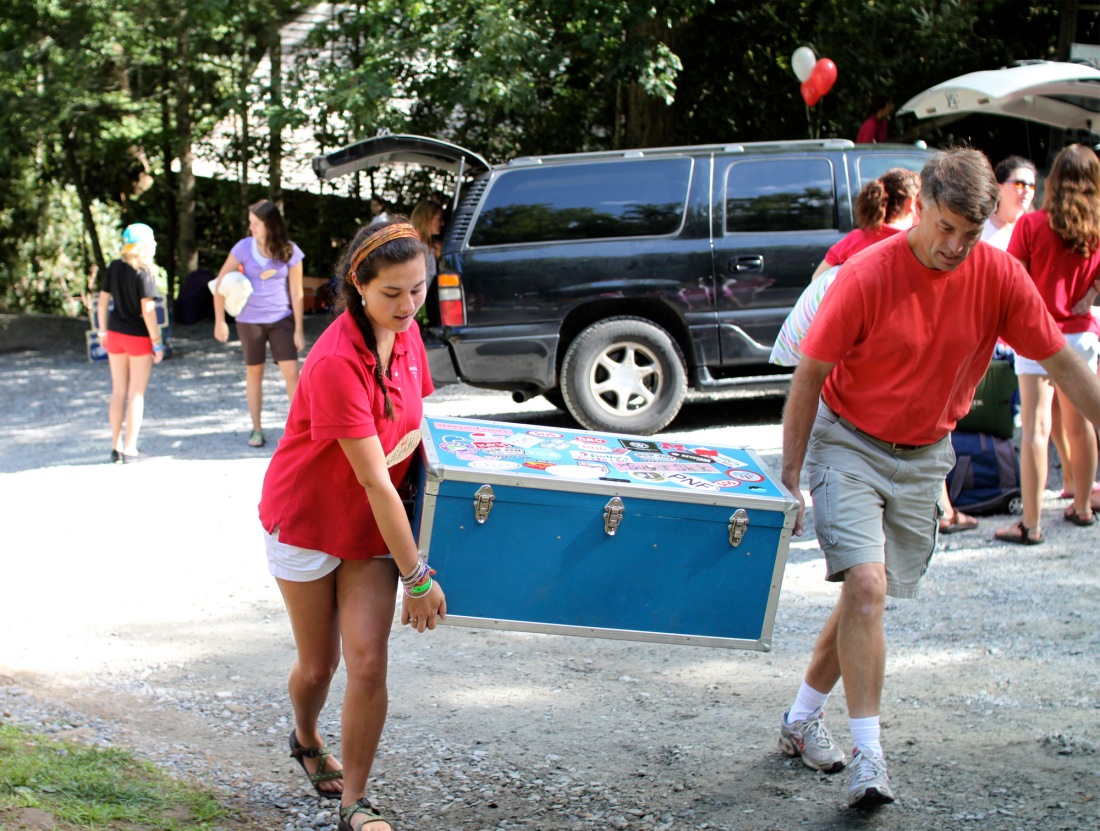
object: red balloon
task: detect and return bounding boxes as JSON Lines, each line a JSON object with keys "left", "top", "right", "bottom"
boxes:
{"left": 800, "top": 80, "right": 821, "bottom": 107}
{"left": 810, "top": 58, "right": 838, "bottom": 97}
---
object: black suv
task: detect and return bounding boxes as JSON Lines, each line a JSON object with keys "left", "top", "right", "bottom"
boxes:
{"left": 314, "top": 135, "right": 930, "bottom": 435}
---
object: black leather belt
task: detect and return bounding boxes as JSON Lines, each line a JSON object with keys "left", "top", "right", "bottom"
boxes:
{"left": 835, "top": 414, "right": 931, "bottom": 452}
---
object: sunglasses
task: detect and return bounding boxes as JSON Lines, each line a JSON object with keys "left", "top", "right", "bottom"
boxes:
{"left": 1007, "top": 180, "right": 1036, "bottom": 193}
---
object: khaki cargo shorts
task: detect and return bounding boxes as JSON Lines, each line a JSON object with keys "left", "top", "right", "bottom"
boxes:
{"left": 805, "top": 402, "right": 955, "bottom": 599}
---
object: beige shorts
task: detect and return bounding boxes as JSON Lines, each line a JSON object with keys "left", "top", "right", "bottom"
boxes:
{"left": 805, "top": 402, "right": 955, "bottom": 599}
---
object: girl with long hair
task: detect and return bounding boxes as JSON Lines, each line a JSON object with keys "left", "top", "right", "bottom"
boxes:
{"left": 996, "top": 144, "right": 1100, "bottom": 543}
{"left": 258, "top": 221, "right": 444, "bottom": 831}
{"left": 213, "top": 199, "right": 305, "bottom": 447}
{"left": 409, "top": 199, "right": 443, "bottom": 283}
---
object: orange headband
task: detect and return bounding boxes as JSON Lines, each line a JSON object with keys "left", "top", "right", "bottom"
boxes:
{"left": 346, "top": 223, "right": 420, "bottom": 283}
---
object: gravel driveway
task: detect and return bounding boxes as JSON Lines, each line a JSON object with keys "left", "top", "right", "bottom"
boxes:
{"left": 1, "top": 317, "right": 1098, "bottom": 831}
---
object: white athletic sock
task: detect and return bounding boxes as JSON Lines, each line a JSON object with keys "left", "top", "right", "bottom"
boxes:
{"left": 849, "top": 715, "right": 883, "bottom": 757}
{"left": 787, "top": 681, "right": 831, "bottom": 723}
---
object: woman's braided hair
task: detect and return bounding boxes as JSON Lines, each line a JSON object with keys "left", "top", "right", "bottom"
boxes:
{"left": 336, "top": 220, "right": 428, "bottom": 421}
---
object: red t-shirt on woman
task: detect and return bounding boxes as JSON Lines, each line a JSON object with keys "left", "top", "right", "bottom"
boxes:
{"left": 1007, "top": 210, "right": 1100, "bottom": 336}
{"left": 259, "top": 311, "right": 434, "bottom": 559}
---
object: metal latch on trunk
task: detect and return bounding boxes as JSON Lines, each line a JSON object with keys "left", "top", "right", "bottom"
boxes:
{"left": 473, "top": 485, "right": 495, "bottom": 524}
{"left": 728, "top": 509, "right": 749, "bottom": 547}
{"left": 603, "top": 497, "right": 625, "bottom": 536}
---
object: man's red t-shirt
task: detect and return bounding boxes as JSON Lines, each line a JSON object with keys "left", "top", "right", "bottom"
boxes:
{"left": 259, "top": 311, "right": 434, "bottom": 559}
{"left": 1008, "top": 210, "right": 1100, "bottom": 336}
{"left": 801, "top": 232, "right": 1064, "bottom": 446}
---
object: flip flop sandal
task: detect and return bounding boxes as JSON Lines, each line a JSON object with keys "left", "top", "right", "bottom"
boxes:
{"left": 338, "top": 797, "right": 391, "bottom": 831}
{"left": 1063, "top": 506, "right": 1097, "bottom": 527}
{"left": 939, "top": 510, "right": 979, "bottom": 534}
{"left": 248, "top": 429, "right": 266, "bottom": 448}
{"left": 289, "top": 730, "right": 343, "bottom": 800}
{"left": 993, "top": 520, "right": 1043, "bottom": 546}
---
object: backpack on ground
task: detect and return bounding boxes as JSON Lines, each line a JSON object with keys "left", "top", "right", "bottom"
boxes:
{"left": 947, "top": 431, "right": 1022, "bottom": 516}
{"left": 955, "top": 359, "right": 1018, "bottom": 439}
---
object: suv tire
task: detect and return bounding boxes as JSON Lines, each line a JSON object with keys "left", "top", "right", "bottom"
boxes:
{"left": 560, "top": 317, "right": 687, "bottom": 435}
{"left": 541, "top": 388, "right": 566, "bottom": 411}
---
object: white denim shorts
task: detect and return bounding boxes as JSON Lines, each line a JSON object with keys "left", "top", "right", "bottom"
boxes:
{"left": 264, "top": 527, "right": 342, "bottom": 582}
{"left": 1015, "top": 331, "right": 1100, "bottom": 376}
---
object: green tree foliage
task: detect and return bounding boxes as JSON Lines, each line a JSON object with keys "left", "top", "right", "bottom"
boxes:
{"left": 0, "top": 0, "right": 145, "bottom": 310}
{"left": 0, "top": 0, "right": 1081, "bottom": 313}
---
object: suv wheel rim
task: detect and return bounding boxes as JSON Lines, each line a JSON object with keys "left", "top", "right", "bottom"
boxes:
{"left": 589, "top": 341, "right": 663, "bottom": 416}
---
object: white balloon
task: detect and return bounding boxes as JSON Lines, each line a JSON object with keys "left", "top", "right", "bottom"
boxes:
{"left": 792, "top": 46, "right": 817, "bottom": 82}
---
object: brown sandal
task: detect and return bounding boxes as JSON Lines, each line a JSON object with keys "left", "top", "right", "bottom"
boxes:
{"left": 939, "top": 510, "right": 979, "bottom": 534}
{"left": 338, "top": 797, "right": 391, "bottom": 830}
{"left": 1064, "top": 506, "right": 1097, "bottom": 527}
{"left": 289, "top": 730, "right": 343, "bottom": 800}
{"left": 993, "top": 520, "right": 1043, "bottom": 546}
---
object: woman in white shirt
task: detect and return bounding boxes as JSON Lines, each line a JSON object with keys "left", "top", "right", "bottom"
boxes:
{"left": 981, "top": 156, "right": 1036, "bottom": 250}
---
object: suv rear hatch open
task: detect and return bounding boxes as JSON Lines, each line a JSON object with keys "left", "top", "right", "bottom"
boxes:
{"left": 312, "top": 135, "right": 492, "bottom": 384}
{"left": 312, "top": 134, "right": 490, "bottom": 183}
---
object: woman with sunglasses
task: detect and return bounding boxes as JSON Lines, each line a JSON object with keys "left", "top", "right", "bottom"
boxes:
{"left": 981, "top": 156, "right": 1037, "bottom": 250}
{"left": 996, "top": 145, "right": 1100, "bottom": 543}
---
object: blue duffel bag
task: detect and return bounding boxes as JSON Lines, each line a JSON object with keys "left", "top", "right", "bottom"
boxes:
{"left": 946, "top": 431, "right": 1022, "bottom": 516}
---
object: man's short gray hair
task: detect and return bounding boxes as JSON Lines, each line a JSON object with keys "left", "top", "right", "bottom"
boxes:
{"left": 920, "top": 148, "right": 1000, "bottom": 224}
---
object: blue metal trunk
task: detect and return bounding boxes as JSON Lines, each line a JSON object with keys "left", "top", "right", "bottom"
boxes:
{"left": 415, "top": 417, "right": 798, "bottom": 650}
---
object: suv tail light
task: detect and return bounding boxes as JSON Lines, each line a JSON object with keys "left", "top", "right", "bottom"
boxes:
{"left": 437, "top": 272, "right": 466, "bottom": 326}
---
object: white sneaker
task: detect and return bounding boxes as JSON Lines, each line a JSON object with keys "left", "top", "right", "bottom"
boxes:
{"left": 778, "top": 710, "right": 847, "bottom": 772}
{"left": 847, "top": 748, "right": 895, "bottom": 808}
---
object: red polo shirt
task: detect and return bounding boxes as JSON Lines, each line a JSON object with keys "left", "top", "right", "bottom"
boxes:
{"left": 259, "top": 311, "right": 434, "bottom": 559}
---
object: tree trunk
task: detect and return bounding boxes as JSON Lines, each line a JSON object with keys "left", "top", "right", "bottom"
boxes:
{"left": 62, "top": 126, "right": 106, "bottom": 274}
{"left": 240, "top": 62, "right": 250, "bottom": 225}
{"left": 160, "top": 84, "right": 178, "bottom": 298}
{"left": 1056, "top": 0, "right": 1080, "bottom": 61}
{"left": 268, "top": 19, "right": 283, "bottom": 208}
{"left": 616, "top": 18, "right": 679, "bottom": 150}
{"left": 175, "top": 20, "right": 198, "bottom": 279}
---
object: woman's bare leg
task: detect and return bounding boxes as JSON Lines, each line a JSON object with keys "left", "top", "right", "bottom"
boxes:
{"left": 246, "top": 363, "right": 265, "bottom": 431}
{"left": 122, "top": 354, "right": 154, "bottom": 455}
{"left": 335, "top": 557, "right": 398, "bottom": 829}
{"left": 1057, "top": 385, "right": 1099, "bottom": 520}
{"left": 276, "top": 571, "right": 344, "bottom": 798}
{"left": 107, "top": 352, "right": 129, "bottom": 453}
{"left": 277, "top": 359, "right": 300, "bottom": 401}
{"left": 1017, "top": 375, "right": 1054, "bottom": 533}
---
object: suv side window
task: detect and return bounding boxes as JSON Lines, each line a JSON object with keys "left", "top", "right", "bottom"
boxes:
{"left": 725, "top": 158, "right": 835, "bottom": 233}
{"left": 470, "top": 158, "right": 692, "bottom": 246}
{"left": 856, "top": 153, "right": 928, "bottom": 189}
